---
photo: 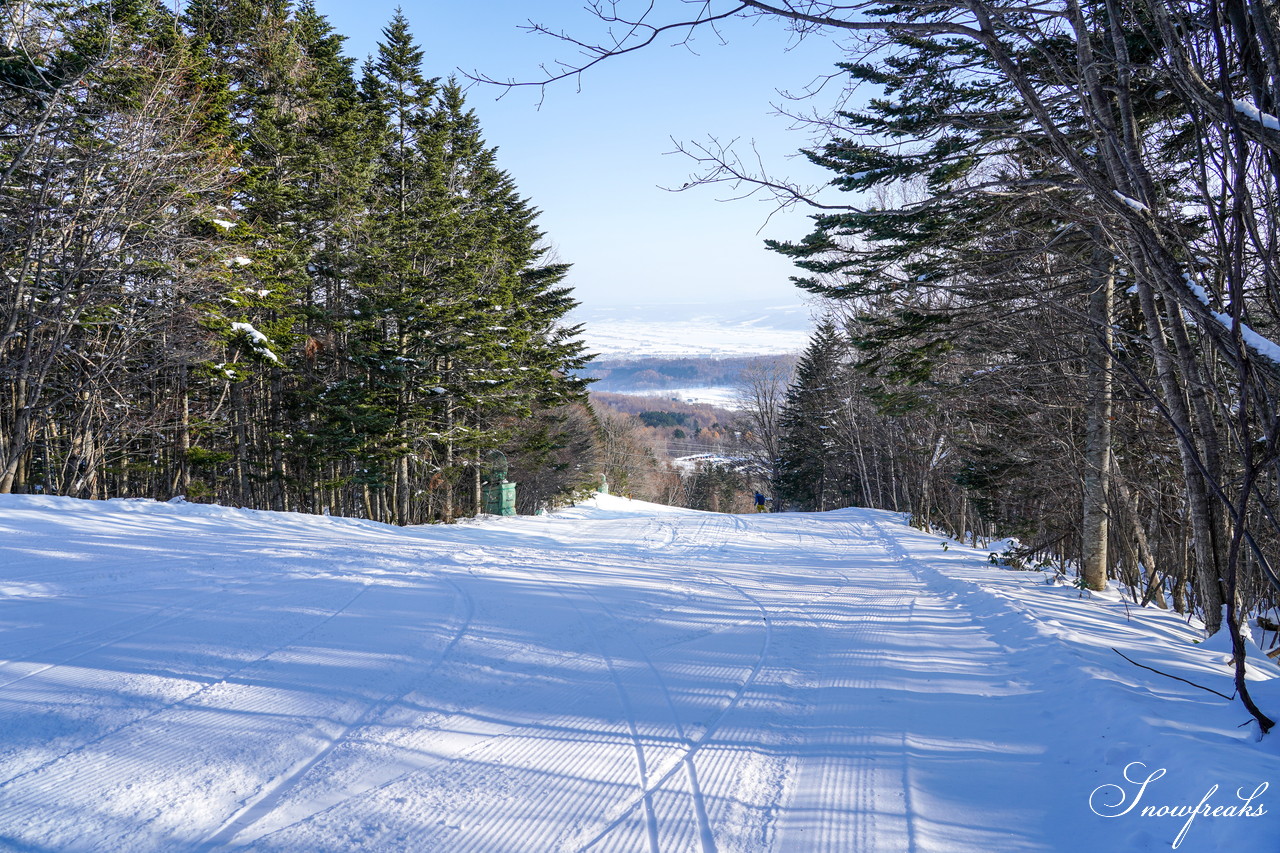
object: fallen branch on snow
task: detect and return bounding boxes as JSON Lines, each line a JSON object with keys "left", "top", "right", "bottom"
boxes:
{"left": 1111, "top": 648, "right": 1236, "bottom": 701}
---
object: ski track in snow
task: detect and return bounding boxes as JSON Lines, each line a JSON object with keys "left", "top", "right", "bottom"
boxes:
{"left": 195, "top": 572, "right": 476, "bottom": 851}
{"left": 561, "top": 515, "right": 772, "bottom": 853}
{"left": 0, "top": 495, "right": 1277, "bottom": 852}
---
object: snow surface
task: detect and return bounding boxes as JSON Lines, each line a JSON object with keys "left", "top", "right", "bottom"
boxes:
{"left": 570, "top": 299, "right": 809, "bottom": 404}
{"left": 623, "top": 386, "right": 744, "bottom": 408}
{"left": 0, "top": 494, "right": 1277, "bottom": 852}
{"left": 580, "top": 321, "right": 807, "bottom": 358}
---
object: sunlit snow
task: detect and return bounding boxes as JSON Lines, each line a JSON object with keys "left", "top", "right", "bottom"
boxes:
{"left": 0, "top": 494, "right": 1276, "bottom": 852}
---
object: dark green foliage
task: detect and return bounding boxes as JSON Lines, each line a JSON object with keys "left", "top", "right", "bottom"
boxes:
{"left": 775, "top": 319, "right": 860, "bottom": 512}
{"left": 504, "top": 402, "right": 600, "bottom": 513}
{"left": 0, "top": 2, "right": 592, "bottom": 522}
{"left": 638, "top": 411, "right": 689, "bottom": 428}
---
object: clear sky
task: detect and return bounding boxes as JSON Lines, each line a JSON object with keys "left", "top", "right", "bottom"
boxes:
{"left": 307, "top": 1, "right": 847, "bottom": 312}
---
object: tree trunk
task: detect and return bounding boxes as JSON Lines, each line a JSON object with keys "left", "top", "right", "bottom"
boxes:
{"left": 1134, "top": 275, "right": 1225, "bottom": 633}
{"left": 0, "top": 406, "right": 32, "bottom": 494}
{"left": 171, "top": 369, "right": 191, "bottom": 497}
{"left": 1081, "top": 252, "right": 1115, "bottom": 591}
{"left": 1114, "top": 478, "right": 1168, "bottom": 608}
{"left": 230, "top": 381, "right": 252, "bottom": 507}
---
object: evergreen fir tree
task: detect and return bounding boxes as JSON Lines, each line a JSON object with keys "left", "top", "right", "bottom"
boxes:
{"left": 353, "top": 28, "right": 591, "bottom": 520}
{"left": 1, "top": 2, "right": 591, "bottom": 521}
{"left": 776, "top": 319, "right": 856, "bottom": 512}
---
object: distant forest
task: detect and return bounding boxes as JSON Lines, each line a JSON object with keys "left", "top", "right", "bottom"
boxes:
{"left": 589, "top": 391, "right": 757, "bottom": 514}
{"left": 581, "top": 355, "right": 796, "bottom": 394}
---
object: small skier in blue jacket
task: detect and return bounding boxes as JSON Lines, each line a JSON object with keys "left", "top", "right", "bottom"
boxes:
{"left": 754, "top": 492, "right": 767, "bottom": 513}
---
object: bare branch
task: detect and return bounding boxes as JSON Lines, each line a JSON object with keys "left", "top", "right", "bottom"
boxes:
{"left": 465, "top": 2, "right": 752, "bottom": 101}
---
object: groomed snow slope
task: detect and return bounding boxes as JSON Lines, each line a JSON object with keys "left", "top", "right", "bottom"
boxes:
{"left": 0, "top": 494, "right": 1276, "bottom": 853}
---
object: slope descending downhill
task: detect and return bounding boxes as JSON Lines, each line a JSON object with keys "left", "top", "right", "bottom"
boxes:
{"left": 0, "top": 494, "right": 1275, "bottom": 852}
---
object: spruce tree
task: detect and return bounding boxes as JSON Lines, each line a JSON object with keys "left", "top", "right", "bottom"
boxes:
{"left": 353, "top": 25, "right": 592, "bottom": 521}
{"left": 274, "top": 0, "right": 377, "bottom": 513}
{"left": 776, "top": 319, "right": 855, "bottom": 512}
{"left": 0, "top": 3, "right": 592, "bottom": 522}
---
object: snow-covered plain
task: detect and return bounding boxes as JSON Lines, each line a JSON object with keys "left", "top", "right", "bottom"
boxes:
{"left": 571, "top": 300, "right": 812, "bottom": 358}
{"left": 621, "top": 387, "right": 744, "bottom": 408}
{"left": 0, "top": 494, "right": 1276, "bottom": 853}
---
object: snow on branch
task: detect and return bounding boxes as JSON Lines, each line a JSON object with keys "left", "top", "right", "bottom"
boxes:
{"left": 1233, "top": 98, "right": 1280, "bottom": 132}
{"left": 230, "top": 321, "right": 280, "bottom": 364}
{"left": 1111, "top": 190, "right": 1149, "bottom": 213}
{"left": 1181, "top": 274, "right": 1280, "bottom": 368}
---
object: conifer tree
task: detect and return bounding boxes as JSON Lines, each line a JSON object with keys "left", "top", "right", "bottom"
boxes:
{"left": 1, "top": 2, "right": 592, "bottom": 526}
{"left": 776, "top": 319, "right": 856, "bottom": 512}
{"left": 348, "top": 15, "right": 590, "bottom": 522}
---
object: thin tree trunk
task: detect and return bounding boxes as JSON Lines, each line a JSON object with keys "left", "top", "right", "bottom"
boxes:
{"left": 0, "top": 406, "right": 33, "bottom": 494}
{"left": 1114, "top": 478, "right": 1168, "bottom": 608}
{"left": 1134, "top": 275, "right": 1225, "bottom": 633}
{"left": 1082, "top": 251, "right": 1115, "bottom": 591}
{"left": 171, "top": 368, "right": 191, "bottom": 497}
{"left": 230, "top": 381, "right": 252, "bottom": 507}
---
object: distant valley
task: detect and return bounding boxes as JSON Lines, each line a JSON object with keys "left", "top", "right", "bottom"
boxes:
{"left": 582, "top": 354, "right": 798, "bottom": 407}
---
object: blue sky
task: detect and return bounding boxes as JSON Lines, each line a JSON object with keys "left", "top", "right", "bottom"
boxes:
{"left": 308, "top": 1, "right": 848, "bottom": 311}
